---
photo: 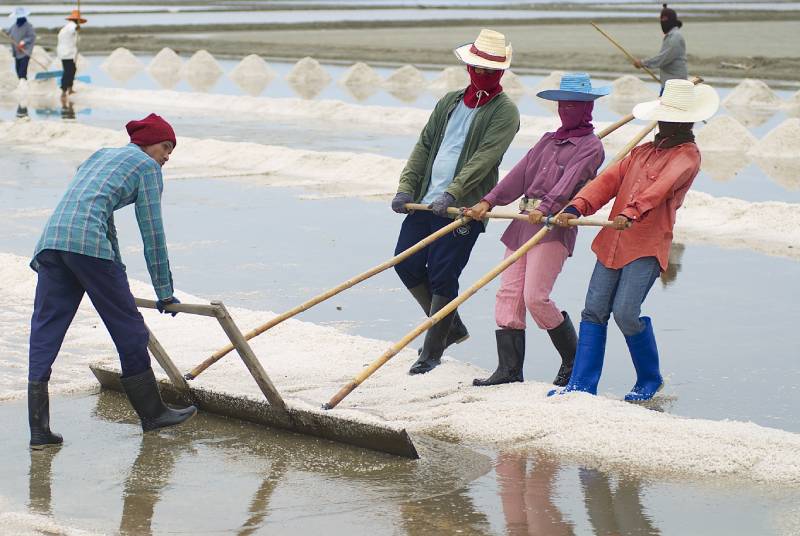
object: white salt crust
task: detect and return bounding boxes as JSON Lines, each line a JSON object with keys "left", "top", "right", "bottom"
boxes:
{"left": 1, "top": 252, "right": 799, "bottom": 485}
{"left": 0, "top": 119, "right": 797, "bottom": 260}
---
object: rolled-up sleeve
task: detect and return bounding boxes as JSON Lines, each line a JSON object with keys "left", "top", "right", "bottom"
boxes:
{"left": 134, "top": 162, "right": 174, "bottom": 300}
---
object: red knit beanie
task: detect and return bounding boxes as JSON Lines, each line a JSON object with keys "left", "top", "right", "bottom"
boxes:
{"left": 125, "top": 113, "right": 177, "bottom": 148}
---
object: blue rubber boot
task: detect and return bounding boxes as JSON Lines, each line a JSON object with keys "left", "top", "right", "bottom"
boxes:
{"left": 547, "top": 321, "right": 607, "bottom": 396}
{"left": 623, "top": 317, "right": 664, "bottom": 402}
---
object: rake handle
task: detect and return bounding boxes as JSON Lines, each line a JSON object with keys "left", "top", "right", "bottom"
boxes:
{"left": 591, "top": 22, "right": 661, "bottom": 84}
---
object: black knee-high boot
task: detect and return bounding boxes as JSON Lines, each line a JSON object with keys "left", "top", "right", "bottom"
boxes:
{"left": 472, "top": 329, "right": 525, "bottom": 386}
{"left": 28, "top": 381, "right": 63, "bottom": 449}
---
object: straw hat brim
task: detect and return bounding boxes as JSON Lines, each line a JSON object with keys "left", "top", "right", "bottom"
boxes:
{"left": 633, "top": 84, "right": 719, "bottom": 122}
{"left": 453, "top": 43, "right": 512, "bottom": 70}
{"left": 537, "top": 86, "right": 611, "bottom": 102}
{"left": 66, "top": 16, "right": 87, "bottom": 23}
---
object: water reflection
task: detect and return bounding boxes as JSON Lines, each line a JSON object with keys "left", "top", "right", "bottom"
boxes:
{"left": 700, "top": 151, "right": 750, "bottom": 182}
{"left": 496, "top": 453, "right": 573, "bottom": 535}
{"left": 724, "top": 106, "right": 775, "bottom": 128}
{"left": 401, "top": 488, "right": 491, "bottom": 535}
{"left": 28, "top": 447, "right": 61, "bottom": 516}
{"left": 580, "top": 469, "right": 659, "bottom": 535}
{"left": 236, "top": 460, "right": 288, "bottom": 536}
{"left": 751, "top": 156, "right": 800, "bottom": 191}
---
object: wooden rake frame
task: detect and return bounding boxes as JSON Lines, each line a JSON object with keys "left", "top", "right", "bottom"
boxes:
{"left": 90, "top": 298, "right": 419, "bottom": 458}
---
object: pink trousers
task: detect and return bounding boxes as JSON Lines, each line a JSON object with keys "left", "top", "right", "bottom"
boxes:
{"left": 495, "top": 240, "right": 569, "bottom": 331}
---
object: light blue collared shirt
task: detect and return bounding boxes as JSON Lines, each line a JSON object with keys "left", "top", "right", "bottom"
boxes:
{"left": 422, "top": 99, "right": 476, "bottom": 204}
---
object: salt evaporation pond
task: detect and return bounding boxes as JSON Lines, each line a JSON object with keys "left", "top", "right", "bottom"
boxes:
{"left": 0, "top": 145, "right": 799, "bottom": 534}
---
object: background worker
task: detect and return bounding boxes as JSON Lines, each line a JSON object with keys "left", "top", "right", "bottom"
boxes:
{"left": 634, "top": 3, "right": 688, "bottom": 87}
{"left": 57, "top": 9, "right": 86, "bottom": 99}
{"left": 5, "top": 7, "right": 36, "bottom": 89}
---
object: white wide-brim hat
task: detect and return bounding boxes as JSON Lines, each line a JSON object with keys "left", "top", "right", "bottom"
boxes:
{"left": 453, "top": 29, "right": 512, "bottom": 70}
{"left": 633, "top": 79, "right": 719, "bottom": 123}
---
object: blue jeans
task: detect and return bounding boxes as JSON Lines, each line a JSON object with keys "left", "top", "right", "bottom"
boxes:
{"left": 29, "top": 250, "right": 151, "bottom": 381}
{"left": 581, "top": 257, "right": 661, "bottom": 337}
{"left": 394, "top": 211, "right": 483, "bottom": 299}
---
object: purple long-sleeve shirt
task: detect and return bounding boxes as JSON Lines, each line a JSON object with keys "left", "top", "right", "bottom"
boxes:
{"left": 482, "top": 132, "right": 604, "bottom": 254}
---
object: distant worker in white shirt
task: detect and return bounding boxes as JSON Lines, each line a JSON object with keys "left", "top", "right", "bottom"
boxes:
{"left": 57, "top": 9, "right": 86, "bottom": 99}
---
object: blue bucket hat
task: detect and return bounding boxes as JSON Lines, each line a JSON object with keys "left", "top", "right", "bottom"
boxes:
{"left": 8, "top": 7, "right": 31, "bottom": 19}
{"left": 537, "top": 73, "right": 610, "bottom": 102}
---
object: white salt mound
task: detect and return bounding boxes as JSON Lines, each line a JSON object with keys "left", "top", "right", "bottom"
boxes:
{"left": 76, "top": 53, "right": 90, "bottom": 73}
{"left": 286, "top": 56, "right": 331, "bottom": 86}
{"left": 26, "top": 46, "right": 53, "bottom": 77}
{"left": 532, "top": 70, "right": 565, "bottom": 94}
{"left": 723, "top": 79, "right": 782, "bottom": 109}
{"left": 148, "top": 47, "right": 182, "bottom": 74}
{"left": 610, "top": 74, "right": 658, "bottom": 101}
{"left": 502, "top": 70, "right": 526, "bottom": 96}
{"left": 428, "top": 66, "right": 469, "bottom": 92}
{"left": 339, "top": 62, "right": 382, "bottom": 87}
{"left": 229, "top": 54, "right": 275, "bottom": 82}
{"left": 101, "top": 47, "right": 143, "bottom": 72}
{"left": 696, "top": 115, "right": 757, "bottom": 152}
{"left": 750, "top": 118, "right": 800, "bottom": 158}
{"left": 383, "top": 65, "right": 426, "bottom": 89}
{"left": 183, "top": 49, "right": 223, "bottom": 77}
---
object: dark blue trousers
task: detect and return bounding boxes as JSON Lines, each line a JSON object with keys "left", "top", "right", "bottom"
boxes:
{"left": 394, "top": 211, "right": 483, "bottom": 299}
{"left": 29, "top": 250, "right": 151, "bottom": 382}
{"left": 15, "top": 56, "right": 29, "bottom": 79}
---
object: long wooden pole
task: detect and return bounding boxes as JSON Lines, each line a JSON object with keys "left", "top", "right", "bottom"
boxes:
{"left": 185, "top": 216, "right": 470, "bottom": 379}
{"left": 0, "top": 31, "right": 49, "bottom": 70}
{"left": 188, "top": 106, "right": 646, "bottom": 381}
{"left": 323, "top": 122, "right": 660, "bottom": 410}
{"left": 591, "top": 22, "right": 661, "bottom": 84}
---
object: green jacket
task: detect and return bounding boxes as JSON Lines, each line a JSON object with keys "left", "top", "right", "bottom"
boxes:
{"left": 397, "top": 89, "right": 520, "bottom": 212}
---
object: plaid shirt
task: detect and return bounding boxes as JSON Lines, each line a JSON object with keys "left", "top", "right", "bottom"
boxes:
{"left": 32, "top": 144, "right": 174, "bottom": 300}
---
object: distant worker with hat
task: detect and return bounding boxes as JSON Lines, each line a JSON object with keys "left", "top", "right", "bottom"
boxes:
{"left": 468, "top": 73, "right": 608, "bottom": 389}
{"left": 549, "top": 79, "right": 719, "bottom": 401}
{"left": 634, "top": 3, "right": 688, "bottom": 86}
{"left": 27, "top": 113, "right": 196, "bottom": 450}
{"left": 57, "top": 9, "right": 86, "bottom": 99}
{"left": 391, "top": 29, "right": 520, "bottom": 375}
{"left": 5, "top": 7, "right": 36, "bottom": 89}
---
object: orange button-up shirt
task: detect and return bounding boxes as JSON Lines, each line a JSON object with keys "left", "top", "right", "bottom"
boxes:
{"left": 569, "top": 142, "right": 700, "bottom": 271}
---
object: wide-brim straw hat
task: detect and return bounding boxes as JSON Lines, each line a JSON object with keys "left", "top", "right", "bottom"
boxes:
{"left": 66, "top": 9, "right": 87, "bottom": 23}
{"left": 537, "top": 72, "right": 611, "bottom": 102}
{"left": 8, "top": 7, "right": 31, "bottom": 19}
{"left": 453, "top": 29, "right": 512, "bottom": 70}
{"left": 633, "top": 79, "right": 719, "bottom": 122}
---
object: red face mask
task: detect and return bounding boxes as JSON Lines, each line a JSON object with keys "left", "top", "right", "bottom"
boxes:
{"left": 464, "top": 65, "right": 504, "bottom": 108}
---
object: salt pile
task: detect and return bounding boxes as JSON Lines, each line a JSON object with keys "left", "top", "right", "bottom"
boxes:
{"left": 76, "top": 53, "right": 90, "bottom": 73}
{"left": 383, "top": 64, "right": 426, "bottom": 90}
{"left": 532, "top": 70, "right": 564, "bottom": 113}
{"left": 339, "top": 62, "right": 382, "bottom": 88}
{"left": 501, "top": 70, "right": 526, "bottom": 98}
{"left": 428, "top": 66, "right": 469, "bottom": 93}
{"left": 286, "top": 56, "right": 331, "bottom": 87}
{"left": 182, "top": 50, "right": 223, "bottom": 92}
{"left": 228, "top": 54, "right": 275, "bottom": 97}
{"left": 748, "top": 118, "right": 800, "bottom": 190}
{"left": 723, "top": 79, "right": 782, "bottom": 109}
{"left": 147, "top": 47, "right": 183, "bottom": 74}
{"left": 611, "top": 75, "right": 658, "bottom": 101}
{"left": 26, "top": 46, "right": 53, "bottom": 77}
{"left": 100, "top": 47, "right": 143, "bottom": 83}
{"left": 695, "top": 115, "right": 757, "bottom": 152}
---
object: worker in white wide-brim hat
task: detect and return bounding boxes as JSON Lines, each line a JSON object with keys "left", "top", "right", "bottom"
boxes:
{"left": 390, "top": 29, "right": 520, "bottom": 375}
{"left": 550, "top": 79, "right": 719, "bottom": 402}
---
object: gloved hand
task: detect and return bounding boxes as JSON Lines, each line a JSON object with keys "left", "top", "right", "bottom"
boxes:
{"left": 156, "top": 296, "right": 181, "bottom": 317}
{"left": 391, "top": 192, "right": 413, "bottom": 214}
{"left": 429, "top": 192, "right": 455, "bottom": 218}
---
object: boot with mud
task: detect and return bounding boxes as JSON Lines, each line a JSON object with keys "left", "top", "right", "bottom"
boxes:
{"left": 409, "top": 295, "right": 458, "bottom": 375}
{"left": 121, "top": 368, "right": 197, "bottom": 432}
{"left": 548, "top": 311, "right": 578, "bottom": 387}
{"left": 28, "top": 381, "right": 63, "bottom": 450}
{"left": 407, "top": 283, "right": 469, "bottom": 353}
{"left": 472, "top": 329, "right": 525, "bottom": 386}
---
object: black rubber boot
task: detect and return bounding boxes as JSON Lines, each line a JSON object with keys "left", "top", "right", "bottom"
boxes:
{"left": 473, "top": 329, "right": 525, "bottom": 386}
{"left": 407, "top": 283, "right": 469, "bottom": 352}
{"left": 409, "top": 295, "right": 458, "bottom": 375}
{"left": 28, "top": 381, "right": 63, "bottom": 450}
{"left": 120, "top": 368, "right": 197, "bottom": 432}
{"left": 548, "top": 311, "right": 578, "bottom": 387}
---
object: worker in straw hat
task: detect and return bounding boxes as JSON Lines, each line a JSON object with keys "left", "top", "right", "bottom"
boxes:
{"left": 57, "top": 9, "right": 86, "bottom": 100}
{"left": 549, "top": 79, "right": 719, "bottom": 401}
{"left": 391, "top": 29, "right": 520, "bottom": 375}
{"left": 633, "top": 3, "right": 688, "bottom": 87}
{"left": 27, "top": 114, "right": 196, "bottom": 449}
{"left": 5, "top": 7, "right": 36, "bottom": 89}
{"left": 467, "top": 73, "right": 608, "bottom": 388}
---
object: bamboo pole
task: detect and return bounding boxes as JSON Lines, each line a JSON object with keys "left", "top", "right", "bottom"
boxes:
{"left": 184, "top": 216, "right": 471, "bottom": 379}
{"left": 0, "top": 31, "right": 50, "bottom": 70}
{"left": 323, "top": 121, "right": 658, "bottom": 410}
{"left": 591, "top": 22, "right": 661, "bottom": 84}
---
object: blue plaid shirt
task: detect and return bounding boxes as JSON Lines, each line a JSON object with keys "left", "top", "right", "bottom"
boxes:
{"left": 32, "top": 144, "right": 174, "bottom": 300}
